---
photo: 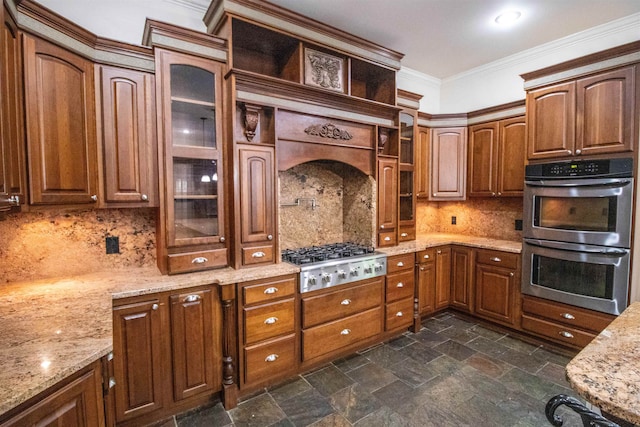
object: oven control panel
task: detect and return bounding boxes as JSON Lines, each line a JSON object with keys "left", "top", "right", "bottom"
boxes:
{"left": 525, "top": 158, "right": 633, "bottom": 179}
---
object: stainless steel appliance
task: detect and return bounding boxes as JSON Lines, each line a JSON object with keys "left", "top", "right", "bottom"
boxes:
{"left": 282, "top": 243, "right": 387, "bottom": 293}
{"left": 522, "top": 158, "right": 634, "bottom": 315}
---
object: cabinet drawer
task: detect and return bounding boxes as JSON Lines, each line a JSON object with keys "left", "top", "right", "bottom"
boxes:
{"left": 302, "top": 307, "right": 382, "bottom": 361}
{"left": 386, "top": 297, "right": 414, "bottom": 331}
{"left": 522, "top": 296, "right": 613, "bottom": 333}
{"left": 244, "top": 335, "right": 296, "bottom": 386}
{"left": 521, "top": 314, "right": 596, "bottom": 349}
{"left": 416, "top": 248, "right": 436, "bottom": 263}
{"left": 385, "top": 270, "right": 414, "bottom": 302}
{"left": 378, "top": 231, "right": 397, "bottom": 247}
{"left": 302, "top": 279, "right": 383, "bottom": 329}
{"left": 242, "top": 245, "right": 274, "bottom": 266}
{"left": 167, "top": 248, "right": 227, "bottom": 274}
{"left": 476, "top": 250, "right": 518, "bottom": 269}
{"left": 387, "top": 253, "right": 415, "bottom": 273}
{"left": 399, "top": 229, "right": 415, "bottom": 241}
{"left": 244, "top": 299, "right": 295, "bottom": 345}
{"left": 243, "top": 276, "right": 296, "bottom": 306}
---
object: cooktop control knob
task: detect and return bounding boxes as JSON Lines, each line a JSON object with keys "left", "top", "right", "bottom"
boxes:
{"left": 350, "top": 268, "right": 359, "bottom": 277}
{"left": 364, "top": 265, "right": 373, "bottom": 274}
{"left": 308, "top": 275, "right": 316, "bottom": 286}
{"left": 374, "top": 263, "right": 384, "bottom": 272}
{"left": 321, "top": 273, "right": 332, "bottom": 283}
{"left": 337, "top": 270, "right": 347, "bottom": 279}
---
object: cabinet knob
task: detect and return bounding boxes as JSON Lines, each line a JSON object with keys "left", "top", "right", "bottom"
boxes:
{"left": 340, "top": 329, "right": 351, "bottom": 336}
{"left": 437, "top": 250, "right": 442, "bottom": 254}
{"left": 509, "top": 272, "right": 514, "bottom": 277}
{"left": 380, "top": 224, "right": 385, "bottom": 229}
{"left": 433, "top": 193, "right": 437, "bottom": 197}
{"left": 401, "top": 233, "right": 408, "bottom": 237}
{"left": 264, "top": 316, "right": 278, "bottom": 325}
{"left": 264, "top": 354, "right": 279, "bottom": 362}
{"left": 397, "top": 261, "right": 404, "bottom": 267}
{"left": 561, "top": 313, "right": 576, "bottom": 320}
{"left": 108, "top": 377, "right": 116, "bottom": 388}
{"left": 559, "top": 331, "right": 574, "bottom": 339}
{"left": 491, "top": 192, "right": 496, "bottom": 196}
{"left": 575, "top": 149, "right": 582, "bottom": 155}
{"left": 220, "top": 236, "right": 226, "bottom": 243}
{"left": 341, "top": 299, "right": 351, "bottom": 305}
{"left": 90, "top": 195, "right": 98, "bottom": 202}
{"left": 423, "top": 254, "right": 430, "bottom": 260}
{"left": 396, "top": 311, "right": 404, "bottom": 317}
{"left": 141, "top": 194, "right": 148, "bottom": 201}
{"left": 497, "top": 192, "right": 502, "bottom": 196}
{"left": 192, "top": 257, "right": 208, "bottom": 264}
{"left": 152, "top": 303, "right": 159, "bottom": 311}
{"left": 397, "top": 282, "right": 404, "bottom": 288}
{"left": 566, "top": 150, "right": 572, "bottom": 155}
{"left": 183, "top": 294, "right": 201, "bottom": 303}
{"left": 267, "top": 234, "right": 273, "bottom": 240}
{"left": 252, "top": 251, "right": 266, "bottom": 258}
{"left": 420, "top": 267, "right": 425, "bottom": 271}
{"left": 263, "top": 287, "right": 278, "bottom": 295}
{"left": 490, "top": 257, "right": 502, "bottom": 263}
{"left": 384, "top": 236, "right": 391, "bottom": 241}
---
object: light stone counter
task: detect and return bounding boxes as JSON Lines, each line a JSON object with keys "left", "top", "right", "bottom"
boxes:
{"left": 0, "top": 263, "right": 299, "bottom": 418}
{"left": 565, "top": 301, "right": 640, "bottom": 425}
{"left": 378, "top": 233, "right": 522, "bottom": 256}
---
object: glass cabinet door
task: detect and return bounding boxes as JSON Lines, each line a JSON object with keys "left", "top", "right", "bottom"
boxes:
{"left": 399, "top": 112, "right": 415, "bottom": 223}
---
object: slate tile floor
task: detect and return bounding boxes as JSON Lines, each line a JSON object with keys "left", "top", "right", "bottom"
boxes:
{"left": 172, "top": 312, "right": 590, "bottom": 427}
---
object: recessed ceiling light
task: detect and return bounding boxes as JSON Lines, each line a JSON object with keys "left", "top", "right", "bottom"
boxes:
{"left": 495, "top": 10, "right": 522, "bottom": 25}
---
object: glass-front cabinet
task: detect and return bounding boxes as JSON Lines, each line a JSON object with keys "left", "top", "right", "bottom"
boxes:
{"left": 399, "top": 111, "right": 416, "bottom": 241}
{"left": 156, "top": 49, "right": 227, "bottom": 274}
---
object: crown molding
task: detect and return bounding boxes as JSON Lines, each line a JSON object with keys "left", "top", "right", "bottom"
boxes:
{"left": 163, "top": 0, "right": 209, "bottom": 13}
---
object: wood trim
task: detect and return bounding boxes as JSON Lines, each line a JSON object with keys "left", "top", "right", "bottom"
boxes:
{"left": 17, "top": 0, "right": 96, "bottom": 46}
{"left": 95, "top": 37, "right": 154, "bottom": 61}
{"left": 142, "top": 19, "right": 227, "bottom": 51}
{"left": 467, "top": 99, "right": 525, "bottom": 118}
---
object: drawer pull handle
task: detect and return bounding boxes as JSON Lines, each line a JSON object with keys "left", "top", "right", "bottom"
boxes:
{"left": 264, "top": 287, "right": 278, "bottom": 295}
{"left": 423, "top": 254, "right": 430, "bottom": 260}
{"left": 264, "top": 317, "right": 278, "bottom": 325}
{"left": 397, "top": 262, "right": 404, "bottom": 267}
{"left": 192, "top": 257, "right": 208, "bottom": 264}
{"left": 341, "top": 299, "right": 351, "bottom": 305}
{"left": 559, "top": 331, "right": 574, "bottom": 339}
{"left": 267, "top": 234, "right": 273, "bottom": 240}
{"left": 109, "top": 377, "right": 116, "bottom": 388}
{"left": 252, "top": 251, "right": 266, "bottom": 258}
{"left": 396, "top": 311, "right": 403, "bottom": 317}
{"left": 401, "top": 233, "right": 408, "bottom": 237}
{"left": 490, "top": 257, "right": 502, "bottom": 262}
{"left": 340, "top": 329, "right": 351, "bottom": 335}
{"left": 384, "top": 236, "right": 391, "bottom": 241}
{"left": 183, "top": 294, "right": 201, "bottom": 303}
{"left": 437, "top": 250, "right": 442, "bottom": 254}
{"left": 152, "top": 304, "right": 159, "bottom": 311}
{"left": 397, "top": 282, "right": 404, "bottom": 288}
{"left": 264, "top": 354, "right": 279, "bottom": 362}
{"left": 420, "top": 267, "right": 425, "bottom": 271}
{"left": 141, "top": 194, "right": 149, "bottom": 201}
{"left": 561, "top": 313, "right": 576, "bottom": 320}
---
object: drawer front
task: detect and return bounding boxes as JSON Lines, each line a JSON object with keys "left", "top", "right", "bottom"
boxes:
{"left": 242, "top": 245, "right": 274, "bottom": 266}
{"left": 385, "top": 270, "right": 415, "bottom": 302}
{"left": 302, "top": 307, "right": 382, "bottom": 361}
{"left": 522, "top": 296, "right": 614, "bottom": 333}
{"left": 302, "top": 279, "right": 383, "bottom": 329}
{"left": 167, "top": 248, "right": 227, "bottom": 274}
{"left": 416, "top": 248, "right": 436, "bottom": 264}
{"left": 521, "top": 314, "right": 596, "bottom": 349}
{"left": 243, "top": 276, "right": 296, "bottom": 306}
{"left": 244, "top": 299, "right": 295, "bottom": 345}
{"left": 476, "top": 250, "right": 518, "bottom": 270}
{"left": 386, "top": 297, "right": 414, "bottom": 331}
{"left": 387, "top": 253, "right": 415, "bottom": 273}
{"left": 399, "top": 228, "right": 416, "bottom": 242}
{"left": 378, "top": 231, "right": 397, "bottom": 247}
{"left": 244, "top": 335, "right": 296, "bottom": 386}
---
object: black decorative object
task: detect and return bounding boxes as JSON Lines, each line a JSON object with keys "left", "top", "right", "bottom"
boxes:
{"left": 545, "top": 394, "right": 620, "bottom": 427}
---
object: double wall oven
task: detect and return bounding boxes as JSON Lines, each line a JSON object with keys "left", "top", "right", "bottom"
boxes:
{"left": 522, "top": 158, "right": 634, "bottom": 315}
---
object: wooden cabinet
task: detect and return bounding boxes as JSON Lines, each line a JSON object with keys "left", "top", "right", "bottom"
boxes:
{"left": 112, "top": 286, "right": 222, "bottom": 425}
{"left": 526, "top": 65, "right": 637, "bottom": 160}
{"left": 96, "top": 65, "right": 158, "bottom": 207}
{"left": 415, "top": 126, "right": 430, "bottom": 198}
{"left": 0, "top": 5, "right": 26, "bottom": 209}
{"left": 377, "top": 157, "right": 398, "bottom": 246}
{"left": 385, "top": 253, "right": 415, "bottom": 331}
{"left": 474, "top": 249, "right": 520, "bottom": 328}
{"left": 239, "top": 275, "right": 297, "bottom": 389}
{"left": 155, "top": 48, "right": 227, "bottom": 274}
{"left": 434, "top": 247, "right": 452, "bottom": 310}
{"left": 238, "top": 144, "right": 275, "bottom": 266}
{"left": 23, "top": 34, "right": 98, "bottom": 205}
{"left": 429, "top": 127, "right": 467, "bottom": 200}
{"left": 0, "top": 361, "right": 105, "bottom": 427}
{"left": 450, "top": 246, "right": 473, "bottom": 312}
{"left": 398, "top": 111, "right": 416, "bottom": 241}
{"left": 468, "top": 116, "right": 525, "bottom": 197}
{"left": 416, "top": 246, "right": 451, "bottom": 319}
{"left": 521, "top": 296, "right": 614, "bottom": 349}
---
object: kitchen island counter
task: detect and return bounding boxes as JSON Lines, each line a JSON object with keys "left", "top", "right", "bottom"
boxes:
{"left": 565, "top": 301, "right": 640, "bottom": 425}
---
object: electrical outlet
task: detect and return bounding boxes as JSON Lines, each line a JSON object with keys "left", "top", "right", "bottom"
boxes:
{"left": 451, "top": 216, "right": 457, "bottom": 225}
{"left": 106, "top": 236, "right": 119, "bottom": 254}
{"left": 515, "top": 219, "right": 523, "bottom": 231}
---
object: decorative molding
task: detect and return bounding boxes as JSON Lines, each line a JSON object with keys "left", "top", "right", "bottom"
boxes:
{"left": 242, "top": 104, "right": 260, "bottom": 142}
{"left": 304, "top": 123, "right": 353, "bottom": 140}
{"left": 304, "top": 48, "right": 344, "bottom": 92}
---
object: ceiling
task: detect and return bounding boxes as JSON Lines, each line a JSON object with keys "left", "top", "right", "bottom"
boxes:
{"left": 36, "top": 0, "right": 640, "bottom": 79}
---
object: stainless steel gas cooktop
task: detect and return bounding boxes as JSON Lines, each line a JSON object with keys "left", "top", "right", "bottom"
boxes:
{"left": 282, "top": 243, "right": 387, "bottom": 293}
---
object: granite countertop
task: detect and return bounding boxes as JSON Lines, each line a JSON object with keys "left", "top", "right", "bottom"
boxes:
{"left": 0, "top": 233, "right": 520, "bottom": 418}
{"left": 565, "top": 301, "right": 640, "bottom": 425}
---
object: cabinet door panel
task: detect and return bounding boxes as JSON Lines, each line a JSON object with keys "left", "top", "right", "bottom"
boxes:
{"left": 576, "top": 66, "right": 635, "bottom": 155}
{"left": 415, "top": 127, "right": 430, "bottom": 198}
{"left": 98, "top": 65, "right": 157, "bottom": 206}
{"left": 377, "top": 158, "right": 397, "bottom": 233}
{"left": 474, "top": 264, "right": 514, "bottom": 325}
{"left": 23, "top": 35, "right": 97, "bottom": 205}
{"left": 430, "top": 128, "right": 466, "bottom": 200}
{"left": 434, "top": 247, "right": 451, "bottom": 310}
{"left": 497, "top": 117, "right": 525, "bottom": 196}
{"left": 417, "top": 260, "right": 435, "bottom": 315}
{"left": 450, "top": 247, "right": 472, "bottom": 312}
{"left": 468, "top": 123, "right": 498, "bottom": 196}
{"left": 239, "top": 146, "right": 275, "bottom": 243}
{"left": 170, "top": 288, "right": 220, "bottom": 401}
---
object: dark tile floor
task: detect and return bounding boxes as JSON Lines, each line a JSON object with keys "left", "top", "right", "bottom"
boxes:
{"left": 172, "top": 311, "right": 592, "bottom": 427}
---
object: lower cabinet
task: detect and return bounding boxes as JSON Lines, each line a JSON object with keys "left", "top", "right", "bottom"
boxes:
{"left": 450, "top": 246, "right": 473, "bottom": 312}
{"left": 474, "top": 249, "right": 521, "bottom": 328}
{"left": 385, "top": 253, "right": 415, "bottom": 331}
{"left": 416, "top": 246, "right": 451, "bottom": 316}
{"left": 434, "top": 247, "right": 452, "bottom": 310}
{"left": 0, "top": 361, "right": 105, "bottom": 427}
{"left": 112, "top": 285, "right": 222, "bottom": 426}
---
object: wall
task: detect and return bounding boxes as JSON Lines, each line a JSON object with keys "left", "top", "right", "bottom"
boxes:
{"left": 0, "top": 209, "right": 157, "bottom": 283}
{"left": 417, "top": 198, "right": 523, "bottom": 242}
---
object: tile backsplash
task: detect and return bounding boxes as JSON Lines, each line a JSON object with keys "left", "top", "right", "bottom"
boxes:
{"left": 0, "top": 208, "right": 156, "bottom": 283}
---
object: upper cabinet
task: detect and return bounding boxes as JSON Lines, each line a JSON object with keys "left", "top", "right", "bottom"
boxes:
{"left": 429, "top": 127, "right": 467, "bottom": 201}
{"left": 526, "top": 64, "right": 637, "bottom": 161}
{"left": 468, "top": 116, "right": 525, "bottom": 197}
{"left": 96, "top": 65, "right": 158, "bottom": 207}
{"left": 23, "top": 34, "right": 99, "bottom": 206}
{"left": 398, "top": 111, "right": 416, "bottom": 241}
{"left": 415, "top": 126, "right": 430, "bottom": 199}
{"left": 154, "top": 48, "right": 228, "bottom": 274}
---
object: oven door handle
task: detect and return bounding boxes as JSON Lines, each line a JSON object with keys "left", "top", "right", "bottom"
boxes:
{"left": 524, "top": 239, "right": 628, "bottom": 256}
{"left": 524, "top": 179, "right": 632, "bottom": 188}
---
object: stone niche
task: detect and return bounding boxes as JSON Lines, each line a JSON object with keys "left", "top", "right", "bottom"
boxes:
{"left": 278, "top": 161, "right": 376, "bottom": 250}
